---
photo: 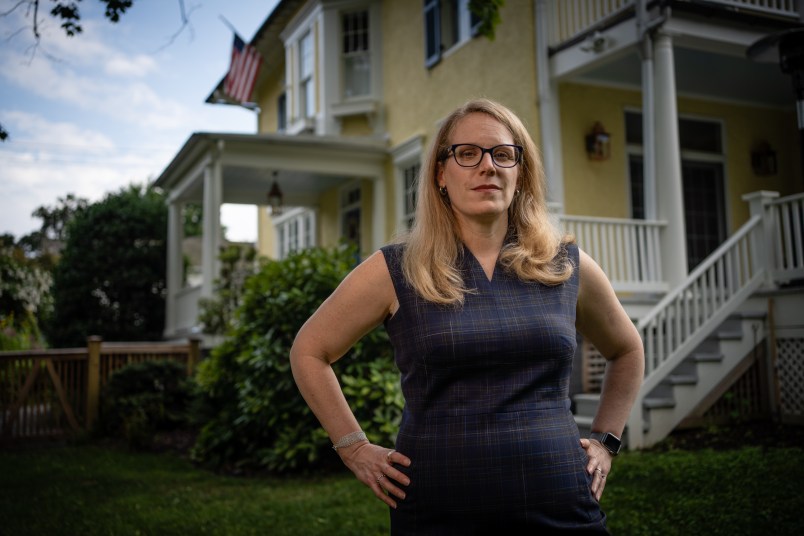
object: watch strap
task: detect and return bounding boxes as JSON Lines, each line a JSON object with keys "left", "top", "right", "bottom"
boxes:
{"left": 589, "top": 431, "right": 622, "bottom": 456}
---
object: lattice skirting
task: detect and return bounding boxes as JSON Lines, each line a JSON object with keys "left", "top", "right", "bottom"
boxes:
{"left": 777, "top": 337, "right": 804, "bottom": 419}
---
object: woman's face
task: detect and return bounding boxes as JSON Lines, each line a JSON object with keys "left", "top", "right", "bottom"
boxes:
{"left": 438, "top": 112, "right": 520, "bottom": 228}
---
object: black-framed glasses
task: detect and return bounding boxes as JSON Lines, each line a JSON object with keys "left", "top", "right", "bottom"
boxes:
{"left": 448, "top": 144, "right": 523, "bottom": 168}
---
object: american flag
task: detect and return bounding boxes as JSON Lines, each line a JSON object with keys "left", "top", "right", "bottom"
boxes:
{"left": 224, "top": 34, "right": 262, "bottom": 104}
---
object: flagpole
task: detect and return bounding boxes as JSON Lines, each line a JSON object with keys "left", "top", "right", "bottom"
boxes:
{"left": 218, "top": 14, "right": 239, "bottom": 36}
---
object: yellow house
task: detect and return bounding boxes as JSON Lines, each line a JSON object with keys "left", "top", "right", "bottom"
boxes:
{"left": 154, "top": 0, "right": 804, "bottom": 448}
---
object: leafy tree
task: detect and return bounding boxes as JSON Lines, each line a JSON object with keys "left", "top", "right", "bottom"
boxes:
{"left": 30, "top": 193, "right": 89, "bottom": 243}
{"left": 192, "top": 245, "right": 402, "bottom": 474}
{"left": 182, "top": 203, "right": 203, "bottom": 238}
{"left": 44, "top": 184, "right": 167, "bottom": 347}
{"left": 0, "top": 242, "right": 52, "bottom": 350}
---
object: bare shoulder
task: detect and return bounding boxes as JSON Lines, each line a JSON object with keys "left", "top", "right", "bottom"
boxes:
{"left": 576, "top": 247, "right": 621, "bottom": 327}
{"left": 576, "top": 248, "right": 612, "bottom": 299}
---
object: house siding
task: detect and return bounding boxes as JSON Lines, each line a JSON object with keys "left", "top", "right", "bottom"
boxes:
{"left": 381, "top": 1, "right": 539, "bottom": 156}
{"left": 558, "top": 81, "right": 800, "bottom": 229}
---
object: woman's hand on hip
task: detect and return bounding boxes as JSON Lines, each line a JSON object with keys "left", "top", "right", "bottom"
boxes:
{"left": 338, "top": 442, "right": 412, "bottom": 508}
{"left": 580, "top": 438, "right": 612, "bottom": 502}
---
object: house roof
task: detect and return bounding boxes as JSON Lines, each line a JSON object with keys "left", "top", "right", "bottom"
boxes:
{"left": 153, "top": 131, "right": 389, "bottom": 206}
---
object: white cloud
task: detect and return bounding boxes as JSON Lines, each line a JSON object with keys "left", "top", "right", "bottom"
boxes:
{"left": 105, "top": 54, "right": 158, "bottom": 77}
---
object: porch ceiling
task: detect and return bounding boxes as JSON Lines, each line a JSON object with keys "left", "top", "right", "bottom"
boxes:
{"left": 153, "top": 132, "right": 389, "bottom": 206}
{"left": 576, "top": 46, "right": 792, "bottom": 109}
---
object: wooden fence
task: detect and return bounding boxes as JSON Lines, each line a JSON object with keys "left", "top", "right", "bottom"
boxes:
{"left": 0, "top": 337, "right": 200, "bottom": 443}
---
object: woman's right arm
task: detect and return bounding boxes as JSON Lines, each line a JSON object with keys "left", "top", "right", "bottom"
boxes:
{"left": 289, "top": 249, "right": 411, "bottom": 508}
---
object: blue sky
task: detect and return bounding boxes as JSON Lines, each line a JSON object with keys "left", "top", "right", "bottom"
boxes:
{"left": 0, "top": 0, "right": 279, "bottom": 241}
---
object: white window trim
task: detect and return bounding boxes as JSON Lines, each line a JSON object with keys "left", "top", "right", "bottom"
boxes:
{"left": 274, "top": 206, "right": 318, "bottom": 260}
{"left": 393, "top": 135, "right": 424, "bottom": 234}
{"left": 281, "top": 3, "right": 322, "bottom": 135}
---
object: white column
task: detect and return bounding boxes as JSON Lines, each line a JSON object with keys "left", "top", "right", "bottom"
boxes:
{"left": 535, "top": 0, "right": 564, "bottom": 210}
{"left": 641, "top": 35, "right": 657, "bottom": 220}
{"left": 201, "top": 162, "right": 223, "bottom": 299}
{"left": 653, "top": 31, "right": 687, "bottom": 287}
{"left": 165, "top": 201, "right": 183, "bottom": 338}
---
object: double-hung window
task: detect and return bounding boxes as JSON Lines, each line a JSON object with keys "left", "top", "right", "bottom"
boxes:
{"left": 342, "top": 10, "right": 371, "bottom": 99}
{"left": 424, "top": 0, "right": 481, "bottom": 67}
{"left": 299, "top": 31, "right": 315, "bottom": 118}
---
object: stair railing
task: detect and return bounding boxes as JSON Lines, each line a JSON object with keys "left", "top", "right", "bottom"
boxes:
{"left": 768, "top": 191, "right": 804, "bottom": 284}
{"left": 626, "top": 214, "right": 766, "bottom": 448}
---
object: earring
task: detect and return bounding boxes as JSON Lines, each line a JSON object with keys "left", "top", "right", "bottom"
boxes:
{"left": 515, "top": 188, "right": 521, "bottom": 196}
{"left": 439, "top": 185, "right": 448, "bottom": 196}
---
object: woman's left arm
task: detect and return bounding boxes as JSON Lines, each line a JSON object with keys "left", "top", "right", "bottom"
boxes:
{"left": 575, "top": 248, "right": 645, "bottom": 500}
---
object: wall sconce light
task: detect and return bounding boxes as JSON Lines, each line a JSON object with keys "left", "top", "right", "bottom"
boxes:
{"left": 585, "top": 122, "right": 611, "bottom": 161}
{"left": 751, "top": 142, "right": 777, "bottom": 176}
{"left": 267, "top": 171, "right": 284, "bottom": 215}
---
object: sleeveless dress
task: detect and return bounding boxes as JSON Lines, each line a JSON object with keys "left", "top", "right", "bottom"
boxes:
{"left": 380, "top": 243, "right": 608, "bottom": 535}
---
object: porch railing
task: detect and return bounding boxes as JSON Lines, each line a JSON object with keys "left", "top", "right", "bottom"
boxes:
{"left": 546, "top": 0, "right": 801, "bottom": 48}
{"left": 559, "top": 214, "right": 667, "bottom": 293}
{"left": 768, "top": 192, "right": 804, "bottom": 284}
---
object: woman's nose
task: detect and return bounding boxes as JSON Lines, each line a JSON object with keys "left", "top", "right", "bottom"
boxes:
{"left": 478, "top": 151, "right": 496, "bottom": 172}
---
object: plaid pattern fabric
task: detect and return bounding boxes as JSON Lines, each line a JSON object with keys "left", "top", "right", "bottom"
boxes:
{"left": 381, "top": 243, "right": 608, "bottom": 534}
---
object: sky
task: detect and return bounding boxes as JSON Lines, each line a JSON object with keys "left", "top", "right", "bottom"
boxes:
{"left": 0, "top": 0, "right": 280, "bottom": 242}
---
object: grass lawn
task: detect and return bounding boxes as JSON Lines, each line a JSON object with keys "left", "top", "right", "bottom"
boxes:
{"left": 1, "top": 424, "right": 802, "bottom": 535}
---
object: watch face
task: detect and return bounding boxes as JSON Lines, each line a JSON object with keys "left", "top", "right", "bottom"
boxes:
{"left": 603, "top": 434, "right": 621, "bottom": 453}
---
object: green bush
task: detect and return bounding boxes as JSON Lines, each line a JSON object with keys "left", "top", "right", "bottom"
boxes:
{"left": 191, "top": 245, "right": 402, "bottom": 473}
{"left": 100, "top": 360, "right": 197, "bottom": 449}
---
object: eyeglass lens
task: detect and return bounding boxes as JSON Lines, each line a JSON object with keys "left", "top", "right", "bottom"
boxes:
{"left": 452, "top": 144, "right": 521, "bottom": 168}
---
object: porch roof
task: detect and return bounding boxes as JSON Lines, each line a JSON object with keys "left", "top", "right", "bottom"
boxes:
{"left": 153, "top": 131, "right": 389, "bottom": 206}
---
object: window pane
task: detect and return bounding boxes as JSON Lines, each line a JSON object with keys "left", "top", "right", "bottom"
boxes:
{"left": 424, "top": 0, "right": 441, "bottom": 66}
{"left": 300, "top": 32, "right": 313, "bottom": 78}
{"left": 440, "top": 0, "right": 459, "bottom": 48}
{"left": 679, "top": 118, "right": 722, "bottom": 153}
{"left": 629, "top": 155, "right": 644, "bottom": 220}
{"left": 277, "top": 92, "right": 286, "bottom": 131}
{"left": 625, "top": 111, "right": 643, "bottom": 145}
{"left": 302, "top": 80, "right": 314, "bottom": 117}
{"left": 344, "top": 54, "right": 371, "bottom": 97}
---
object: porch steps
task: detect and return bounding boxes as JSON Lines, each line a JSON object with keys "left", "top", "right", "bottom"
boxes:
{"left": 573, "top": 312, "right": 766, "bottom": 447}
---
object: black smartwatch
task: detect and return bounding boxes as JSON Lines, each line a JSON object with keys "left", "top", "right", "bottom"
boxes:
{"left": 589, "top": 432, "right": 622, "bottom": 456}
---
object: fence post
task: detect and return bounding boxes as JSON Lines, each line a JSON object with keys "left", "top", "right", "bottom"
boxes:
{"left": 187, "top": 337, "right": 201, "bottom": 376}
{"left": 86, "top": 336, "right": 102, "bottom": 430}
{"left": 742, "top": 190, "right": 779, "bottom": 288}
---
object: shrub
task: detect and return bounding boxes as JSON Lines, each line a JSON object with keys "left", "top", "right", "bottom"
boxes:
{"left": 100, "top": 360, "right": 197, "bottom": 449}
{"left": 191, "top": 245, "right": 402, "bottom": 473}
{"left": 44, "top": 185, "right": 167, "bottom": 347}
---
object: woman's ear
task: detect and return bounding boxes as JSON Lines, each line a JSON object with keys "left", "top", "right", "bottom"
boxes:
{"left": 437, "top": 162, "right": 444, "bottom": 188}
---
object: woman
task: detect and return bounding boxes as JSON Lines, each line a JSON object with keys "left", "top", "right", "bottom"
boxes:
{"left": 290, "top": 99, "right": 644, "bottom": 534}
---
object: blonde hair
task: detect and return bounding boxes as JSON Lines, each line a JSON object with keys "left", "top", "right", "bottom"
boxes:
{"left": 401, "top": 98, "right": 574, "bottom": 305}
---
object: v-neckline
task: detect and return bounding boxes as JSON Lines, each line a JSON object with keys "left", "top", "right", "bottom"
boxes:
{"left": 462, "top": 244, "right": 499, "bottom": 283}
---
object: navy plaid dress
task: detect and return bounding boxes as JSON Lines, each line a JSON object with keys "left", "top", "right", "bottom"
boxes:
{"left": 381, "top": 243, "right": 608, "bottom": 535}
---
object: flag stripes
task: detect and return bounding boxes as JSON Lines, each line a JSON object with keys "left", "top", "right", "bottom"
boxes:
{"left": 224, "top": 34, "right": 262, "bottom": 104}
